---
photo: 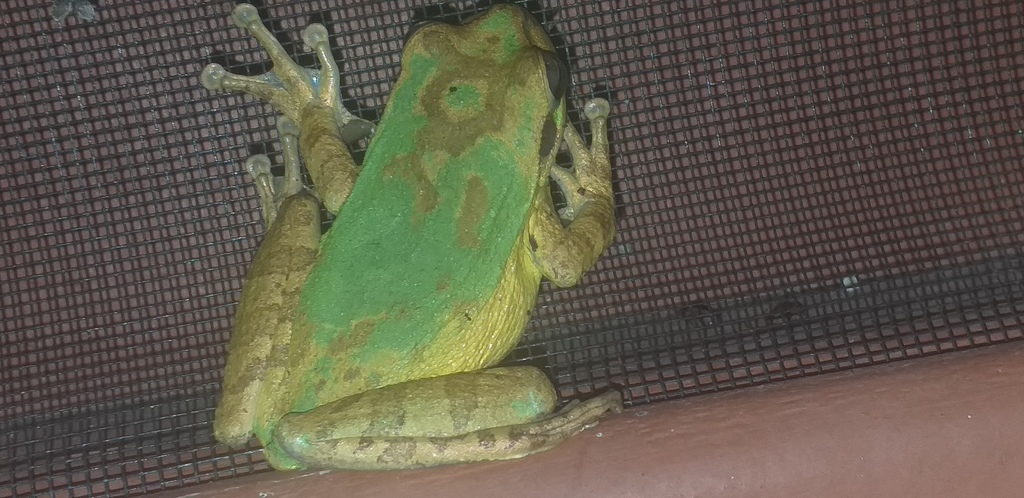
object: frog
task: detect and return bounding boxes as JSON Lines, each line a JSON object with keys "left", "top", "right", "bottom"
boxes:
{"left": 198, "top": 3, "right": 621, "bottom": 471}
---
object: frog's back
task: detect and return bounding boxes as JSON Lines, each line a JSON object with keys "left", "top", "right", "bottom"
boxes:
{"left": 290, "top": 11, "right": 556, "bottom": 412}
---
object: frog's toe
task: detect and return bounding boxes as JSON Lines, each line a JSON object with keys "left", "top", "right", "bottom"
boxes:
{"left": 301, "top": 24, "right": 330, "bottom": 52}
{"left": 277, "top": 115, "right": 300, "bottom": 138}
{"left": 231, "top": 3, "right": 261, "bottom": 30}
{"left": 532, "top": 390, "right": 622, "bottom": 436}
{"left": 562, "top": 390, "right": 622, "bottom": 421}
{"left": 199, "top": 63, "right": 227, "bottom": 91}
{"left": 276, "top": 117, "right": 305, "bottom": 198}
{"left": 584, "top": 98, "right": 610, "bottom": 120}
{"left": 299, "top": 23, "right": 345, "bottom": 110}
{"left": 244, "top": 153, "right": 273, "bottom": 181}
{"left": 244, "top": 154, "right": 276, "bottom": 199}
{"left": 243, "top": 154, "right": 280, "bottom": 227}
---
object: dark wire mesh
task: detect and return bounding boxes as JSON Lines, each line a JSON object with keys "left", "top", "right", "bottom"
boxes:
{"left": 3, "top": 0, "right": 1024, "bottom": 495}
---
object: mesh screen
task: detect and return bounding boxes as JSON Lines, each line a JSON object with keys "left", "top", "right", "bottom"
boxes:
{"left": 4, "top": 0, "right": 1024, "bottom": 495}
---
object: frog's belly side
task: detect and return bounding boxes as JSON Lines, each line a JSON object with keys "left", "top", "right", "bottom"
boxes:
{"left": 399, "top": 231, "right": 543, "bottom": 379}
{"left": 281, "top": 227, "right": 541, "bottom": 415}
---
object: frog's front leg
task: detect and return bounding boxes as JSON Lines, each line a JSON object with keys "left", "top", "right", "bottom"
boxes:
{"left": 200, "top": 3, "right": 370, "bottom": 213}
{"left": 530, "top": 98, "right": 616, "bottom": 287}
{"left": 214, "top": 118, "right": 321, "bottom": 446}
{"left": 268, "top": 367, "right": 621, "bottom": 470}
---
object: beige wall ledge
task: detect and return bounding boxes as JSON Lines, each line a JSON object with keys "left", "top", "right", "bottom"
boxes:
{"left": 158, "top": 342, "right": 1024, "bottom": 498}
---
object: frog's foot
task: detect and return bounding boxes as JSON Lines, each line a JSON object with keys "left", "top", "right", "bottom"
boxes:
{"left": 200, "top": 3, "right": 375, "bottom": 141}
{"left": 530, "top": 98, "right": 615, "bottom": 287}
{"left": 500, "top": 388, "right": 624, "bottom": 442}
{"left": 202, "top": 4, "right": 343, "bottom": 123}
{"left": 202, "top": 4, "right": 371, "bottom": 213}
{"left": 273, "top": 389, "right": 623, "bottom": 471}
{"left": 548, "top": 98, "right": 612, "bottom": 219}
{"left": 244, "top": 118, "right": 305, "bottom": 230}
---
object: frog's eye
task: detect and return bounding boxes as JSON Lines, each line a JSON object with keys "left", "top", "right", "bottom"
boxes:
{"left": 541, "top": 52, "right": 568, "bottom": 105}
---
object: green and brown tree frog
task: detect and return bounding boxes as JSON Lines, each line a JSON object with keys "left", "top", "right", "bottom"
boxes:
{"left": 199, "top": 3, "right": 620, "bottom": 470}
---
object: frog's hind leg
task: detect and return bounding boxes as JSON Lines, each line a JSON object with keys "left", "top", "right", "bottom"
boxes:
{"left": 270, "top": 366, "right": 623, "bottom": 470}
{"left": 212, "top": 118, "right": 321, "bottom": 447}
{"left": 287, "top": 390, "right": 624, "bottom": 471}
{"left": 201, "top": 3, "right": 372, "bottom": 213}
{"left": 529, "top": 98, "right": 615, "bottom": 287}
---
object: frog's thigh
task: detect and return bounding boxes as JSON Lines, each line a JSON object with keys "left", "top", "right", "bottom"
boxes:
{"left": 214, "top": 191, "right": 321, "bottom": 445}
{"left": 271, "top": 366, "right": 617, "bottom": 470}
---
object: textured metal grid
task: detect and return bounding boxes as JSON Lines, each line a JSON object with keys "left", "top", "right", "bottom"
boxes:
{"left": 3, "top": 0, "right": 1024, "bottom": 495}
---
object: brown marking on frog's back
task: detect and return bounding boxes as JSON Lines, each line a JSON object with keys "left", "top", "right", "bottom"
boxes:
{"left": 456, "top": 174, "right": 489, "bottom": 250}
{"left": 329, "top": 318, "right": 378, "bottom": 358}
{"left": 342, "top": 365, "right": 363, "bottom": 382}
{"left": 381, "top": 156, "right": 441, "bottom": 217}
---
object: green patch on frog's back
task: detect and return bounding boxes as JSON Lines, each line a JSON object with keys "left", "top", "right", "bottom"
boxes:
{"left": 294, "top": 49, "right": 550, "bottom": 407}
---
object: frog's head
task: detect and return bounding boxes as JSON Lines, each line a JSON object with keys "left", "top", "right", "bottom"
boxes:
{"left": 398, "top": 4, "right": 569, "bottom": 179}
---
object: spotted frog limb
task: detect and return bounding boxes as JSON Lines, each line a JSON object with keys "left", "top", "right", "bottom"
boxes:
{"left": 201, "top": 4, "right": 622, "bottom": 470}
